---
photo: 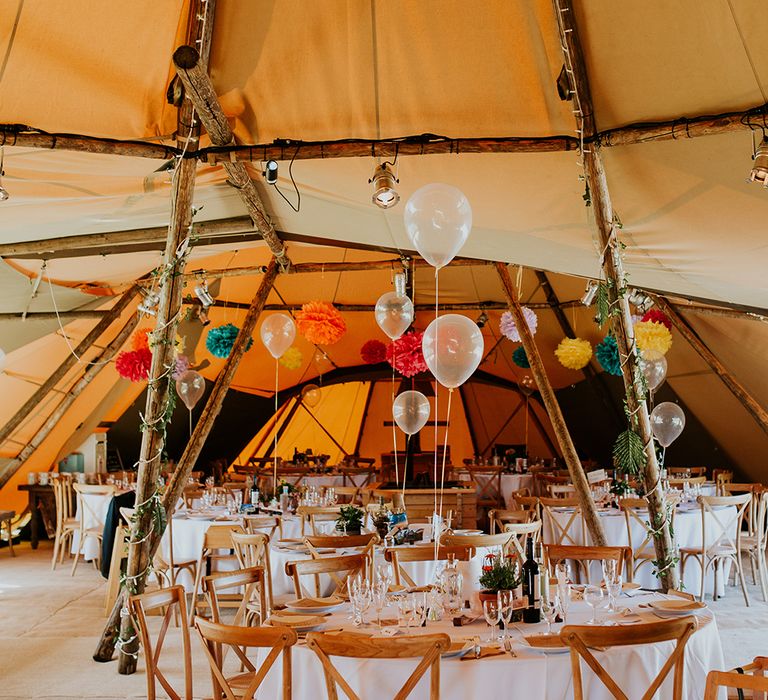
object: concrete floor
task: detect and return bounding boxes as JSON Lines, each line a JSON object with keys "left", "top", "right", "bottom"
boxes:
{"left": 0, "top": 541, "right": 766, "bottom": 699}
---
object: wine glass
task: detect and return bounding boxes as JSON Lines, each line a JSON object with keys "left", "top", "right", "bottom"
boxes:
{"left": 497, "top": 590, "right": 515, "bottom": 645}
{"left": 601, "top": 559, "right": 618, "bottom": 583}
{"left": 372, "top": 581, "right": 388, "bottom": 629}
{"left": 555, "top": 561, "right": 571, "bottom": 586}
{"left": 412, "top": 592, "right": 428, "bottom": 627}
{"left": 397, "top": 596, "right": 414, "bottom": 628}
{"left": 482, "top": 599, "right": 501, "bottom": 643}
{"left": 542, "top": 596, "right": 560, "bottom": 635}
{"left": 375, "top": 563, "right": 393, "bottom": 590}
{"left": 351, "top": 583, "right": 371, "bottom": 627}
{"left": 584, "top": 585, "right": 604, "bottom": 625}
{"left": 557, "top": 584, "right": 571, "bottom": 624}
{"left": 605, "top": 574, "right": 622, "bottom": 618}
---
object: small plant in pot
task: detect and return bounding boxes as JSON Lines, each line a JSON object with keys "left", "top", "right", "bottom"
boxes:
{"left": 335, "top": 505, "right": 364, "bottom": 535}
{"left": 478, "top": 550, "right": 524, "bottom": 623}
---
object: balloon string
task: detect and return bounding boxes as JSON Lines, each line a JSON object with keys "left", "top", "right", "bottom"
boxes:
{"left": 525, "top": 396, "right": 529, "bottom": 458}
{"left": 274, "top": 359, "right": 279, "bottom": 497}
{"left": 188, "top": 408, "right": 192, "bottom": 439}
{"left": 403, "top": 434, "right": 410, "bottom": 503}
{"left": 437, "top": 388, "right": 453, "bottom": 532}
{"left": 433, "top": 268, "right": 439, "bottom": 524}
{"left": 392, "top": 352, "right": 399, "bottom": 488}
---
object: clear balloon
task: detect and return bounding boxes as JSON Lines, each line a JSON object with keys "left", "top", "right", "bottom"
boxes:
{"left": 0, "top": 347, "right": 6, "bottom": 372}
{"left": 301, "top": 383, "right": 322, "bottom": 408}
{"left": 375, "top": 291, "right": 414, "bottom": 340}
{"left": 519, "top": 375, "right": 536, "bottom": 397}
{"left": 640, "top": 351, "right": 668, "bottom": 392}
{"left": 403, "top": 183, "right": 472, "bottom": 269}
{"left": 313, "top": 349, "right": 333, "bottom": 374}
{"left": 175, "top": 370, "right": 205, "bottom": 411}
{"left": 422, "top": 314, "right": 484, "bottom": 389}
{"left": 650, "top": 401, "right": 686, "bottom": 448}
{"left": 260, "top": 314, "right": 296, "bottom": 359}
{"left": 392, "top": 390, "right": 431, "bottom": 435}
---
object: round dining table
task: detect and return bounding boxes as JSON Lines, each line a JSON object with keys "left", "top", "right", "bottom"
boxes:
{"left": 252, "top": 592, "right": 724, "bottom": 699}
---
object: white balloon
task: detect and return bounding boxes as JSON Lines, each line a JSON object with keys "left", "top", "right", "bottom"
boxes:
{"left": 0, "top": 347, "right": 5, "bottom": 372}
{"left": 403, "top": 183, "right": 472, "bottom": 269}
{"left": 640, "top": 351, "right": 668, "bottom": 392}
{"left": 422, "top": 314, "right": 484, "bottom": 389}
{"left": 375, "top": 291, "right": 414, "bottom": 340}
{"left": 392, "top": 390, "right": 431, "bottom": 435}
{"left": 175, "top": 370, "right": 205, "bottom": 411}
{"left": 650, "top": 402, "right": 686, "bottom": 448}
{"left": 301, "top": 383, "right": 322, "bottom": 408}
{"left": 260, "top": 314, "right": 296, "bottom": 359}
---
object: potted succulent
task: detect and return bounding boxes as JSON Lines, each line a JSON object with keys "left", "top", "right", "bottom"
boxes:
{"left": 335, "top": 505, "right": 365, "bottom": 535}
{"left": 478, "top": 551, "right": 524, "bottom": 621}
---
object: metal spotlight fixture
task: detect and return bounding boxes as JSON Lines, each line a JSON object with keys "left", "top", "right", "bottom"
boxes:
{"left": 264, "top": 159, "right": 279, "bottom": 185}
{"left": 393, "top": 271, "right": 407, "bottom": 297}
{"left": 581, "top": 280, "right": 599, "bottom": 306}
{"left": 370, "top": 162, "right": 400, "bottom": 209}
{"left": 198, "top": 307, "right": 211, "bottom": 326}
{"left": 476, "top": 311, "right": 489, "bottom": 329}
{"left": 138, "top": 290, "right": 160, "bottom": 317}
{"left": 749, "top": 137, "right": 768, "bottom": 187}
{"left": 194, "top": 280, "right": 214, "bottom": 308}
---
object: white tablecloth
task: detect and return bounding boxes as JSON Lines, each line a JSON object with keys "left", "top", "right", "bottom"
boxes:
{"left": 71, "top": 490, "right": 124, "bottom": 561}
{"left": 458, "top": 472, "right": 534, "bottom": 509}
{"left": 544, "top": 505, "right": 737, "bottom": 595}
{"left": 252, "top": 593, "right": 725, "bottom": 699}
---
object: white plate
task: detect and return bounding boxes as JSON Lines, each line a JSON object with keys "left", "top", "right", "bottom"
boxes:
{"left": 285, "top": 598, "right": 346, "bottom": 614}
{"left": 520, "top": 638, "right": 570, "bottom": 655}
{"left": 186, "top": 512, "right": 216, "bottom": 520}
{"left": 648, "top": 599, "right": 707, "bottom": 616}
{"left": 452, "top": 529, "right": 483, "bottom": 536}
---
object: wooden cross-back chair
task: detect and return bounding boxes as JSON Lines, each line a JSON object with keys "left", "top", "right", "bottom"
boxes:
{"left": 306, "top": 631, "right": 451, "bottom": 700}
{"left": 190, "top": 524, "right": 244, "bottom": 621}
{"left": 130, "top": 585, "right": 192, "bottom": 700}
{"left": 560, "top": 617, "right": 698, "bottom": 700}
{"left": 680, "top": 493, "right": 752, "bottom": 604}
{"left": 463, "top": 466, "right": 504, "bottom": 509}
{"left": 296, "top": 505, "right": 342, "bottom": 536}
{"left": 668, "top": 466, "right": 707, "bottom": 478}
{"left": 441, "top": 531, "right": 513, "bottom": 554}
{"left": 231, "top": 531, "right": 274, "bottom": 614}
{"left": 51, "top": 476, "right": 77, "bottom": 570}
{"left": 704, "top": 657, "right": 768, "bottom": 700}
{"left": 742, "top": 490, "right": 768, "bottom": 602}
{"left": 70, "top": 483, "right": 116, "bottom": 575}
{"left": 195, "top": 618, "right": 296, "bottom": 700}
{"left": 668, "top": 475, "right": 708, "bottom": 488}
{"left": 544, "top": 545, "right": 632, "bottom": 585}
{"left": 548, "top": 483, "right": 577, "bottom": 499}
{"left": 305, "top": 534, "right": 378, "bottom": 593}
{"left": 513, "top": 494, "right": 541, "bottom": 521}
{"left": 243, "top": 513, "right": 282, "bottom": 540}
{"left": 540, "top": 496, "right": 586, "bottom": 549}
{"left": 620, "top": 497, "right": 678, "bottom": 582}
{"left": 182, "top": 487, "right": 204, "bottom": 509}
{"left": 503, "top": 520, "right": 543, "bottom": 560}
{"left": 488, "top": 508, "right": 535, "bottom": 534}
{"left": 204, "top": 565, "right": 268, "bottom": 628}
{"left": 285, "top": 553, "right": 367, "bottom": 599}
{"left": 333, "top": 485, "right": 361, "bottom": 504}
{"left": 383, "top": 545, "right": 475, "bottom": 588}
{"left": 534, "top": 473, "right": 570, "bottom": 497}
{"left": 715, "top": 470, "right": 734, "bottom": 495}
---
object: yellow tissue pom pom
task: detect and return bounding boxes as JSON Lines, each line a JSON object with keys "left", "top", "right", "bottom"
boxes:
{"left": 555, "top": 337, "right": 593, "bottom": 370}
{"left": 278, "top": 346, "right": 303, "bottom": 370}
{"left": 634, "top": 321, "right": 672, "bottom": 356}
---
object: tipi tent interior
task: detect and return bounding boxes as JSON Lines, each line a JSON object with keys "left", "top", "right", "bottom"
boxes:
{"left": 1, "top": 1, "right": 768, "bottom": 696}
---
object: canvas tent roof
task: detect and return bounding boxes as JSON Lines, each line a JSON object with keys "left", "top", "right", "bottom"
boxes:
{"left": 1, "top": 1, "right": 768, "bottom": 510}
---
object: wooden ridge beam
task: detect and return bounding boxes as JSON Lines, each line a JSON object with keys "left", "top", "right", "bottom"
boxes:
{"left": 496, "top": 261, "right": 606, "bottom": 546}
{"left": 0, "top": 285, "right": 138, "bottom": 450}
{"left": 0, "top": 313, "right": 139, "bottom": 489}
{"left": 0, "top": 310, "right": 108, "bottom": 322}
{"left": 173, "top": 46, "right": 288, "bottom": 267}
{"left": 654, "top": 295, "right": 768, "bottom": 436}
{"left": 554, "top": 0, "right": 677, "bottom": 590}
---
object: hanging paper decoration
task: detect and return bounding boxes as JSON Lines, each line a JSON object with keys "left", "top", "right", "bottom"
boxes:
{"left": 499, "top": 307, "right": 538, "bottom": 342}
{"left": 595, "top": 335, "right": 622, "bottom": 376}
{"left": 555, "top": 337, "right": 592, "bottom": 370}
{"left": 278, "top": 346, "right": 303, "bottom": 370}
{"left": 295, "top": 301, "right": 346, "bottom": 345}
{"left": 115, "top": 347, "right": 152, "bottom": 382}
{"left": 131, "top": 328, "right": 151, "bottom": 351}
{"left": 386, "top": 331, "right": 427, "bottom": 378}
{"left": 172, "top": 354, "right": 190, "bottom": 380}
{"left": 512, "top": 346, "right": 530, "bottom": 368}
{"left": 641, "top": 308, "right": 672, "bottom": 330}
{"left": 206, "top": 323, "right": 253, "bottom": 359}
{"left": 360, "top": 339, "right": 387, "bottom": 364}
{"left": 634, "top": 320, "right": 673, "bottom": 356}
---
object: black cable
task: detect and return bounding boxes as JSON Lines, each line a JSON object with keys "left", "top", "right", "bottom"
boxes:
{"left": 272, "top": 143, "right": 301, "bottom": 213}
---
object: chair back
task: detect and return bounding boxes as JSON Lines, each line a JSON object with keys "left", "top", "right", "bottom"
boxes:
{"left": 620, "top": 498, "right": 658, "bottom": 560}
{"left": 384, "top": 545, "right": 475, "bottom": 588}
{"left": 464, "top": 466, "right": 504, "bottom": 506}
{"left": 285, "top": 553, "right": 367, "bottom": 598}
{"left": 306, "top": 631, "right": 450, "bottom": 700}
{"left": 548, "top": 483, "right": 576, "bottom": 499}
{"left": 697, "top": 493, "right": 752, "bottom": 557}
{"left": 195, "top": 618, "right": 297, "bottom": 700}
{"left": 503, "top": 520, "right": 543, "bottom": 559}
{"left": 72, "top": 483, "right": 116, "bottom": 529}
{"left": 514, "top": 495, "right": 541, "bottom": 520}
{"left": 334, "top": 485, "right": 361, "bottom": 504}
{"left": 203, "top": 566, "right": 267, "bottom": 627}
{"left": 296, "top": 505, "right": 343, "bottom": 535}
{"left": 182, "top": 487, "right": 203, "bottom": 509}
{"left": 130, "top": 585, "right": 192, "bottom": 700}
{"left": 714, "top": 470, "right": 734, "bottom": 495}
{"left": 544, "top": 544, "right": 631, "bottom": 584}
{"left": 560, "top": 617, "right": 698, "bottom": 700}
{"left": 704, "top": 657, "right": 768, "bottom": 700}
{"left": 719, "top": 484, "right": 763, "bottom": 534}
{"left": 488, "top": 508, "right": 535, "bottom": 534}
{"left": 540, "top": 497, "right": 585, "bottom": 547}
{"left": 668, "top": 466, "right": 707, "bottom": 477}
{"left": 441, "top": 532, "right": 513, "bottom": 553}
{"left": 230, "top": 531, "right": 274, "bottom": 612}
{"left": 305, "top": 533, "right": 378, "bottom": 549}
{"left": 243, "top": 514, "right": 282, "bottom": 539}
{"left": 668, "top": 476, "right": 707, "bottom": 487}
{"left": 53, "top": 476, "right": 73, "bottom": 526}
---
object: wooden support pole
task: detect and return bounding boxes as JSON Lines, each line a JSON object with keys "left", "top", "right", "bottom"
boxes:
{"left": 535, "top": 270, "right": 623, "bottom": 428}
{"left": 496, "top": 262, "right": 606, "bottom": 546}
{"left": 0, "top": 285, "right": 138, "bottom": 450}
{"left": 0, "top": 314, "right": 139, "bottom": 489}
{"left": 654, "top": 295, "right": 768, "bottom": 435}
{"left": 553, "top": 0, "right": 677, "bottom": 590}
{"left": 172, "top": 46, "right": 289, "bottom": 267}
{"left": 0, "top": 310, "right": 109, "bottom": 322}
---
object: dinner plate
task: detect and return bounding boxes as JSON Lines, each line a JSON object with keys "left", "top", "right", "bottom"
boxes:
{"left": 285, "top": 596, "right": 346, "bottom": 613}
{"left": 266, "top": 613, "right": 325, "bottom": 631}
{"left": 186, "top": 511, "right": 216, "bottom": 520}
{"left": 452, "top": 529, "right": 483, "bottom": 536}
{"left": 648, "top": 599, "right": 706, "bottom": 616}
{"left": 441, "top": 641, "right": 473, "bottom": 658}
{"left": 521, "top": 635, "right": 570, "bottom": 654}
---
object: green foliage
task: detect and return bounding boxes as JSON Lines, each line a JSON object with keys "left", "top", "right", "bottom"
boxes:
{"left": 336, "top": 505, "right": 364, "bottom": 532}
{"left": 478, "top": 551, "right": 521, "bottom": 592}
{"left": 612, "top": 429, "right": 646, "bottom": 475}
{"left": 596, "top": 282, "right": 611, "bottom": 328}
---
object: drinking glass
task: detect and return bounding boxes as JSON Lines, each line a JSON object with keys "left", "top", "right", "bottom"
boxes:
{"left": 351, "top": 584, "right": 371, "bottom": 627}
{"left": 375, "top": 563, "right": 393, "bottom": 589}
{"left": 412, "top": 592, "right": 428, "bottom": 627}
{"left": 497, "top": 590, "right": 515, "bottom": 644}
{"left": 397, "top": 596, "right": 414, "bottom": 628}
{"left": 483, "top": 599, "right": 501, "bottom": 643}
{"left": 542, "top": 596, "right": 560, "bottom": 635}
{"left": 584, "top": 585, "right": 604, "bottom": 625}
{"left": 372, "top": 581, "right": 388, "bottom": 629}
{"left": 604, "top": 574, "right": 622, "bottom": 623}
{"left": 601, "top": 559, "right": 618, "bottom": 583}
{"left": 555, "top": 561, "right": 572, "bottom": 585}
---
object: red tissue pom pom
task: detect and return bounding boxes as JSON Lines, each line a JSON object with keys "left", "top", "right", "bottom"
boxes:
{"left": 641, "top": 308, "right": 672, "bottom": 330}
{"left": 115, "top": 347, "right": 152, "bottom": 382}
{"left": 386, "top": 331, "right": 427, "bottom": 378}
{"left": 360, "top": 339, "right": 387, "bottom": 364}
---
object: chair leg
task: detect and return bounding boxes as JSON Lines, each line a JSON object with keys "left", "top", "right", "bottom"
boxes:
{"left": 51, "top": 530, "right": 61, "bottom": 570}
{"left": 71, "top": 534, "right": 83, "bottom": 576}
{"left": 758, "top": 551, "right": 768, "bottom": 602}
{"left": 6, "top": 520, "right": 14, "bottom": 557}
{"left": 736, "top": 555, "right": 751, "bottom": 607}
